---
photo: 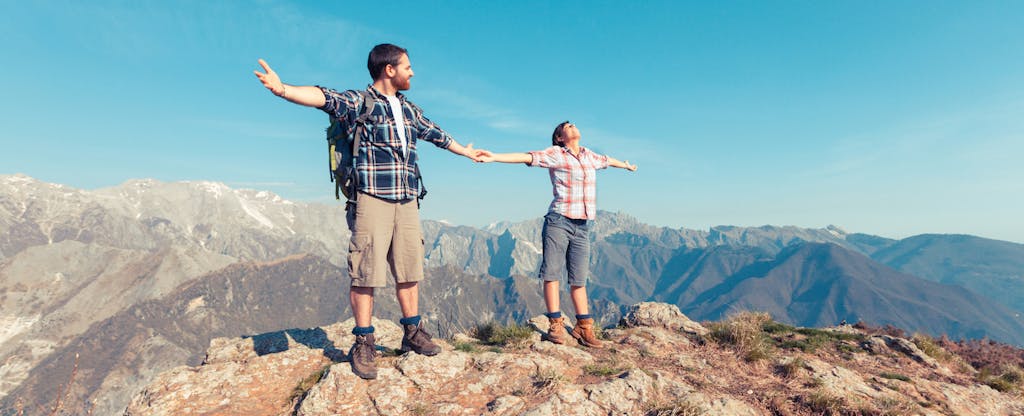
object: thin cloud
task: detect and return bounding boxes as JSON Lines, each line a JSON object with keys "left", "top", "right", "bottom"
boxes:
{"left": 418, "top": 88, "right": 549, "bottom": 137}
{"left": 193, "top": 118, "right": 312, "bottom": 141}
{"left": 227, "top": 181, "right": 298, "bottom": 188}
{"left": 811, "top": 111, "right": 988, "bottom": 178}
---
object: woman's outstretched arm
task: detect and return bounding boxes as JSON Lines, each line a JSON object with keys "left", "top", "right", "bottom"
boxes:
{"left": 606, "top": 156, "right": 638, "bottom": 172}
{"left": 477, "top": 152, "right": 532, "bottom": 164}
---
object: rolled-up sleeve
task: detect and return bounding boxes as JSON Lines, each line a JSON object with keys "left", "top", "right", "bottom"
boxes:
{"left": 318, "top": 87, "right": 361, "bottom": 122}
{"left": 592, "top": 153, "right": 610, "bottom": 170}
{"left": 528, "top": 147, "right": 561, "bottom": 168}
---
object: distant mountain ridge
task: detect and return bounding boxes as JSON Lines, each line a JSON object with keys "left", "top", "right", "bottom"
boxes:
{"left": 3, "top": 174, "right": 1024, "bottom": 414}
{"left": 869, "top": 234, "right": 1024, "bottom": 315}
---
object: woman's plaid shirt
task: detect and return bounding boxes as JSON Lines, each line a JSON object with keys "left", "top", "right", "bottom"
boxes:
{"left": 319, "top": 85, "right": 453, "bottom": 201}
{"left": 528, "top": 146, "right": 610, "bottom": 220}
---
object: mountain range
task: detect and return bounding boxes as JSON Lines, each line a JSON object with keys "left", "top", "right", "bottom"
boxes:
{"left": 1, "top": 173, "right": 1023, "bottom": 414}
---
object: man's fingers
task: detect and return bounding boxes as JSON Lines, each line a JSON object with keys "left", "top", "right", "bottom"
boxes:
{"left": 257, "top": 58, "right": 273, "bottom": 73}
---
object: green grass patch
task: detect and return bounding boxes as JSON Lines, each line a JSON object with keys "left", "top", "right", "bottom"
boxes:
{"left": 762, "top": 320, "right": 797, "bottom": 334}
{"left": 583, "top": 364, "right": 624, "bottom": 377}
{"left": 289, "top": 365, "right": 330, "bottom": 402}
{"left": 879, "top": 372, "right": 912, "bottom": 382}
{"left": 471, "top": 321, "right": 534, "bottom": 347}
{"left": 795, "top": 327, "right": 865, "bottom": 342}
{"left": 779, "top": 335, "right": 830, "bottom": 353}
{"left": 453, "top": 341, "right": 480, "bottom": 353}
{"left": 836, "top": 342, "right": 861, "bottom": 354}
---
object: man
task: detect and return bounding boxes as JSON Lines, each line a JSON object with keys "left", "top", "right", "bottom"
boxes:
{"left": 254, "top": 44, "right": 485, "bottom": 379}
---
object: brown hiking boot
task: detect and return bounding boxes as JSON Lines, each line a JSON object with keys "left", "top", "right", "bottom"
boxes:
{"left": 545, "top": 316, "right": 568, "bottom": 345}
{"left": 349, "top": 333, "right": 377, "bottom": 379}
{"left": 400, "top": 322, "right": 441, "bottom": 356}
{"left": 571, "top": 318, "right": 604, "bottom": 348}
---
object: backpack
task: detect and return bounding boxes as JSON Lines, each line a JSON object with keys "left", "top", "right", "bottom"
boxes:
{"left": 327, "top": 90, "right": 375, "bottom": 205}
{"left": 326, "top": 90, "right": 427, "bottom": 207}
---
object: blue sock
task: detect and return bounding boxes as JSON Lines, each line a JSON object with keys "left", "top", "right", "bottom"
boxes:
{"left": 545, "top": 311, "right": 562, "bottom": 319}
{"left": 400, "top": 315, "right": 421, "bottom": 326}
{"left": 352, "top": 325, "right": 375, "bottom": 335}
{"left": 576, "top": 314, "right": 592, "bottom": 321}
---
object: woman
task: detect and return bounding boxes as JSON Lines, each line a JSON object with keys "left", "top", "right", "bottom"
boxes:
{"left": 477, "top": 121, "right": 637, "bottom": 347}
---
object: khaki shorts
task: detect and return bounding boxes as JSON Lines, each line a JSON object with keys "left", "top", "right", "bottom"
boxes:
{"left": 346, "top": 192, "right": 425, "bottom": 288}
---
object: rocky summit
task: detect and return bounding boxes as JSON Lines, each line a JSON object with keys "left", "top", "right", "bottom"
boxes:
{"left": 124, "top": 303, "right": 1024, "bottom": 416}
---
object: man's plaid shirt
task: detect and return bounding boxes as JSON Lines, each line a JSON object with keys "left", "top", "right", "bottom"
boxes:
{"left": 319, "top": 85, "right": 453, "bottom": 201}
{"left": 528, "top": 145, "right": 610, "bottom": 220}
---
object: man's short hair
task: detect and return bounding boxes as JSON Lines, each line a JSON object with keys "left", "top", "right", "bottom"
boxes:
{"left": 367, "top": 44, "right": 408, "bottom": 80}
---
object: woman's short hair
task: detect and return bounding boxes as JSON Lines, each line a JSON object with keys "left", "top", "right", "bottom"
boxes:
{"left": 367, "top": 44, "right": 408, "bottom": 80}
{"left": 551, "top": 121, "right": 571, "bottom": 146}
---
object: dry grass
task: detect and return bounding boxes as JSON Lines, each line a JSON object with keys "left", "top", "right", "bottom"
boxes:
{"left": 977, "top": 364, "right": 1023, "bottom": 393}
{"left": 644, "top": 399, "right": 706, "bottom": 416}
{"left": 801, "top": 389, "right": 848, "bottom": 415}
{"left": 940, "top": 336, "right": 1024, "bottom": 373}
{"left": 777, "top": 357, "right": 807, "bottom": 378}
{"left": 707, "top": 311, "right": 775, "bottom": 362}
{"left": 873, "top": 396, "right": 920, "bottom": 416}
{"left": 911, "top": 333, "right": 954, "bottom": 362}
{"left": 289, "top": 365, "right": 330, "bottom": 403}
{"left": 533, "top": 369, "right": 567, "bottom": 394}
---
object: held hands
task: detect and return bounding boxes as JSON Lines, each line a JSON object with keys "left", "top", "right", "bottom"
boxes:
{"left": 463, "top": 143, "right": 493, "bottom": 162}
{"left": 472, "top": 147, "right": 496, "bottom": 163}
{"left": 475, "top": 149, "right": 495, "bottom": 162}
{"left": 254, "top": 59, "right": 286, "bottom": 97}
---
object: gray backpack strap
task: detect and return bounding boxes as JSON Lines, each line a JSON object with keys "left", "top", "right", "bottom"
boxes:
{"left": 352, "top": 90, "right": 376, "bottom": 160}
{"left": 345, "top": 90, "right": 376, "bottom": 207}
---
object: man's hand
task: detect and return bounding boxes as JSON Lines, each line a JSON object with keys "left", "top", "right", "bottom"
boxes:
{"left": 254, "top": 59, "right": 285, "bottom": 97}
{"left": 474, "top": 149, "right": 496, "bottom": 163}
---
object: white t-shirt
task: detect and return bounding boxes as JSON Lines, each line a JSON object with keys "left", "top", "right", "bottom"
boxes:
{"left": 384, "top": 95, "right": 408, "bottom": 157}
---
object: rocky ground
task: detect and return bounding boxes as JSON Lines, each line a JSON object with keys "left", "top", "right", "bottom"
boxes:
{"left": 121, "top": 302, "right": 1024, "bottom": 416}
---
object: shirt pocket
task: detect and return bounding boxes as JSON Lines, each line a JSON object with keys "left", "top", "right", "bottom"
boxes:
{"left": 365, "top": 115, "right": 390, "bottom": 142}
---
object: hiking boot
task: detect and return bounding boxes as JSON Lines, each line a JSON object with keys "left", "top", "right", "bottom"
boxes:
{"left": 545, "top": 316, "right": 568, "bottom": 345}
{"left": 400, "top": 322, "right": 441, "bottom": 356}
{"left": 349, "top": 333, "right": 377, "bottom": 380}
{"left": 571, "top": 318, "right": 604, "bottom": 348}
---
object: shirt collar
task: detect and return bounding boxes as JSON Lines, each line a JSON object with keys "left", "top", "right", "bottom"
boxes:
{"left": 559, "top": 145, "right": 589, "bottom": 155}
{"left": 366, "top": 84, "right": 405, "bottom": 101}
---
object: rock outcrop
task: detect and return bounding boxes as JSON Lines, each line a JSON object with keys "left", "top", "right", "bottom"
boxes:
{"left": 125, "top": 303, "right": 1024, "bottom": 416}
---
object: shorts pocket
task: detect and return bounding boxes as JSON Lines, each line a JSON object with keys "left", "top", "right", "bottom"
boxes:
{"left": 348, "top": 233, "right": 373, "bottom": 279}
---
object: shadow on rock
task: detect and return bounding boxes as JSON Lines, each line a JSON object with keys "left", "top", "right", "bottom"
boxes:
{"left": 247, "top": 327, "right": 347, "bottom": 362}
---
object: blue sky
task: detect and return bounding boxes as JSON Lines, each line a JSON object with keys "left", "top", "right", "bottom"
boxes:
{"left": 2, "top": 1, "right": 1023, "bottom": 243}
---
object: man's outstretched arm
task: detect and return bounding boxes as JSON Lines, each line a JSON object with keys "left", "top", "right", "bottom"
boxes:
{"left": 446, "top": 141, "right": 489, "bottom": 162}
{"left": 254, "top": 59, "right": 326, "bottom": 108}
